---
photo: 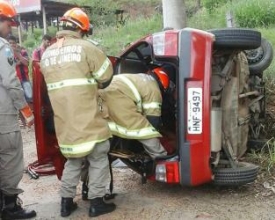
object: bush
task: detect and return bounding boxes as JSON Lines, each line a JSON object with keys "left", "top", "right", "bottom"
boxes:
{"left": 202, "top": 0, "right": 228, "bottom": 12}
{"left": 94, "top": 14, "right": 162, "bottom": 56}
{"left": 47, "top": 26, "right": 58, "bottom": 38}
{"left": 233, "top": 0, "right": 275, "bottom": 28}
{"left": 32, "top": 28, "right": 43, "bottom": 40}
{"left": 188, "top": 7, "right": 227, "bottom": 29}
{"left": 23, "top": 38, "right": 36, "bottom": 49}
{"left": 248, "top": 138, "right": 275, "bottom": 174}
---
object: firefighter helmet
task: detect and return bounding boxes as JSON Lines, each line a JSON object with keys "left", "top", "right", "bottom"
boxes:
{"left": 151, "top": 67, "right": 170, "bottom": 91}
{"left": 60, "top": 7, "right": 90, "bottom": 32}
{"left": 0, "top": 0, "right": 18, "bottom": 26}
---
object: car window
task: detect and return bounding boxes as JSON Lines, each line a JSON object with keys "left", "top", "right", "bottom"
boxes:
{"left": 124, "top": 42, "right": 152, "bottom": 61}
{"left": 126, "top": 51, "right": 139, "bottom": 59}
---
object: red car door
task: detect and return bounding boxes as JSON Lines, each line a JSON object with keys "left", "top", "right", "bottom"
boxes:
{"left": 32, "top": 61, "right": 66, "bottom": 179}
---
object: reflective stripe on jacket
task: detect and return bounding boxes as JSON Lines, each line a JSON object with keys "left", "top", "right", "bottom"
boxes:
{"left": 99, "top": 73, "right": 162, "bottom": 139}
{"left": 108, "top": 122, "right": 160, "bottom": 139}
{"left": 59, "top": 138, "right": 107, "bottom": 158}
{"left": 41, "top": 30, "right": 113, "bottom": 158}
{"left": 47, "top": 78, "right": 97, "bottom": 91}
{"left": 115, "top": 75, "right": 143, "bottom": 113}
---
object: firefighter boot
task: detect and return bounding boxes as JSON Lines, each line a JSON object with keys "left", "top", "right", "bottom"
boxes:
{"left": 1, "top": 195, "right": 36, "bottom": 220}
{"left": 82, "top": 182, "right": 117, "bottom": 201}
{"left": 89, "top": 197, "right": 116, "bottom": 217}
{"left": 61, "top": 197, "right": 77, "bottom": 217}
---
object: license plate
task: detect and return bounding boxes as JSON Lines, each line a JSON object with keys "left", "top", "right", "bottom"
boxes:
{"left": 187, "top": 88, "right": 202, "bottom": 134}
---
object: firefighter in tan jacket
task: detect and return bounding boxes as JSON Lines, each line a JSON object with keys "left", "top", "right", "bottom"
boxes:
{"left": 99, "top": 67, "right": 171, "bottom": 159}
{"left": 40, "top": 8, "right": 116, "bottom": 218}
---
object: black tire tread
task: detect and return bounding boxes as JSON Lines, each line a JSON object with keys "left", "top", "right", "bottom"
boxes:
{"left": 208, "top": 28, "right": 261, "bottom": 50}
{"left": 212, "top": 162, "right": 258, "bottom": 186}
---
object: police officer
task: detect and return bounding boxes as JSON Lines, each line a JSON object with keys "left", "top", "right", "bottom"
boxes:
{"left": 40, "top": 8, "right": 116, "bottom": 218}
{"left": 99, "top": 67, "right": 172, "bottom": 158}
{"left": 0, "top": 1, "right": 36, "bottom": 219}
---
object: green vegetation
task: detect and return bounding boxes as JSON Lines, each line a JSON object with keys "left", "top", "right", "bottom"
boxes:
{"left": 258, "top": 28, "right": 275, "bottom": 75}
{"left": 188, "top": 0, "right": 275, "bottom": 74}
{"left": 234, "top": 0, "right": 275, "bottom": 28}
{"left": 65, "top": 0, "right": 161, "bottom": 27}
{"left": 22, "top": 26, "right": 58, "bottom": 53}
{"left": 202, "top": 0, "right": 228, "bottom": 13}
{"left": 248, "top": 138, "right": 275, "bottom": 174}
{"left": 93, "top": 14, "right": 162, "bottom": 56}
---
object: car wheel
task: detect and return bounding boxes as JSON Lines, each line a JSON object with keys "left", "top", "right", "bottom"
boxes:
{"left": 212, "top": 161, "right": 258, "bottom": 186}
{"left": 208, "top": 28, "right": 261, "bottom": 50}
{"left": 245, "top": 38, "right": 274, "bottom": 75}
{"left": 247, "top": 139, "right": 268, "bottom": 151}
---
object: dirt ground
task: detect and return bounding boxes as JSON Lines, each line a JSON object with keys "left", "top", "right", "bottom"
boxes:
{"left": 19, "top": 127, "right": 275, "bottom": 220}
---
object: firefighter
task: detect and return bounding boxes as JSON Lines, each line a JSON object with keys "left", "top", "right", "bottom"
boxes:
{"left": 99, "top": 67, "right": 173, "bottom": 159}
{"left": 0, "top": 1, "right": 36, "bottom": 219}
{"left": 81, "top": 67, "right": 173, "bottom": 203}
{"left": 40, "top": 8, "right": 116, "bottom": 218}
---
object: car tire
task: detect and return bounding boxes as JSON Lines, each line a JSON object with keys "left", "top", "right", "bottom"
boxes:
{"left": 245, "top": 38, "right": 274, "bottom": 75}
{"left": 208, "top": 28, "right": 261, "bottom": 50}
{"left": 212, "top": 161, "right": 258, "bottom": 186}
{"left": 247, "top": 139, "right": 268, "bottom": 151}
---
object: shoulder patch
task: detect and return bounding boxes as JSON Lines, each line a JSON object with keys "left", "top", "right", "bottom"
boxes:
{"left": 5, "top": 47, "right": 14, "bottom": 66}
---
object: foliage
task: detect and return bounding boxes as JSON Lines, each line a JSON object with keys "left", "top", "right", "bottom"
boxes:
{"left": 188, "top": 7, "right": 227, "bottom": 29}
{"left": 202, "top": 0, "right": 228, "bottom": 13}
{"left": 22, "top": 26, "right": 58, "bottom": 53}
{"left": 248, "top": 138, "right": 275, "bottom": 174}
{"left": 64, "top": 0, "right": 162, "bottom": 27}
{"left": 23, "top": 38, "right": 36, "bottom": 49}
{"left": 66, "top": 0, "right": 121, "bottom": 27}
{"left": 32, "top": 28, "right": 43, "bottom": 40}
{"left": 189, "top": 0, "right": 275, "bottom": 76}
{"left": 257, "top": 27, "right": 275, "bottom": 75}
{"left": 233, "top": 0, "right": 275, "bottom": 28}
{"left": 93, "top": 14, "right": 162, "bottom": 56}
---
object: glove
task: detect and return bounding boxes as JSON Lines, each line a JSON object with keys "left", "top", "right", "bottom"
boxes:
{"left": 20, "top": 105, "right": 34, "bottom": 127}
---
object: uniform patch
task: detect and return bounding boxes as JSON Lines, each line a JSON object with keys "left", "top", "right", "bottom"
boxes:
{"left": 5, "top": 47, "right": 14, "bottom": 66}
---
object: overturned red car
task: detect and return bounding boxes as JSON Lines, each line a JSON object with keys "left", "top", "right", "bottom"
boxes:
{"left": 32, "top": 27, "right": 273, "bottom": 187}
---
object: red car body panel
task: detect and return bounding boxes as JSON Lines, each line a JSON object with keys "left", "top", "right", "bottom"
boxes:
{"left": 177, "top": 29, "right": 213, "bottom": 185}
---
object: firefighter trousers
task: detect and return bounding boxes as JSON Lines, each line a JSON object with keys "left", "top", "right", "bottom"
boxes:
{"left": 0, "top": 131, "right": 24, "bottom": 196}
{"left": 139, "top": 138, "right": 167, "bottom": 159}
{"left": 60, "top": 140, "right": 111, "bottom": 199}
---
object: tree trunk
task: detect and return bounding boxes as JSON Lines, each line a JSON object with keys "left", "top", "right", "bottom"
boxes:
{"left": 162, "top": 0, "right": 187, "bottom": 30}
